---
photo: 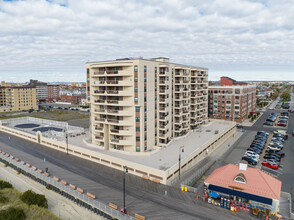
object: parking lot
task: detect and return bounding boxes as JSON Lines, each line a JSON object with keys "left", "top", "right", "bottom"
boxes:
{"left": 197, "top": 97, "right": 294, "bottom": 214}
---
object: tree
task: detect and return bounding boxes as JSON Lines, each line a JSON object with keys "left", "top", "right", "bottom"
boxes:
{"left": 280, "top": 91, "right": 290, "bottom": 101}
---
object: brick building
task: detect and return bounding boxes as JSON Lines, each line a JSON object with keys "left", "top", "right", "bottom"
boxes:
{"left": 208, "top": 77, "right": 256, "bottom": 122}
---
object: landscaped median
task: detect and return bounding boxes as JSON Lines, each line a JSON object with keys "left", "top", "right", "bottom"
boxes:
{"left": 0, "top": 180, "right": 60, "bottom": 220}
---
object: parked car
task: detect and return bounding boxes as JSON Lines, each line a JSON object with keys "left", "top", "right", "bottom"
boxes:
{"left": 262, "top": 161, "right": 279, "bottom": 169}
{"left": 247, "top": 147, "right": 262, "bottom": 154}
{"left": 277, "top": 122, "right": 287, "bottom": 127}
{"left": 264, "top": 121, "right": 273, "bottom": 126}
{"left": 264, "top": 154, "right": 280, "bottom": 162}
{"left": 242, "top": 156, "right": 257, "bottom": 165}
{"left": 263, "top": 158, "right": 280, "bottom": 164}
{"left": 245, "top": 151, "right": 260, "bottom": 158}
{"left": 265, "top": 152, "right": 284, "bottom": 158}
{"left": 268, "top": 145, "right": 282, "bottom": 151}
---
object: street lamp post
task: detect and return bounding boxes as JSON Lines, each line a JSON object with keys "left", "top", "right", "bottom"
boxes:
{"left": 64, "top": 130, "right": 68, "bottom": 155}
{"left": 178, "top": 146, "right": 184, "bottom": 180}
{"left": 123, "top": 166, "right": 128, "bottom": 214}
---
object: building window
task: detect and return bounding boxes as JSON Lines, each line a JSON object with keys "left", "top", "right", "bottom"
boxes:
{"left": 136, "top": 137, "right": 140, "bottom": 141}
{"left": 134, "top": 97, "right": 138, "bottom": 103}
{"left": 134, "top": 77, "right": 138, "bottom": 82}
{"left": 136, "top": 107, "right": 140, "bottom": 112}
{"left": 144, "top": 77, "right": 147, "bottom": 82}
{"left": 144, "top": 116, "right": 147, "bottom": 121}
{"left": 136, "top": 117, "right": 140, "bottom": 122}
{"left": 134, "top": 66, "right": 138, "bottom": 72}
{"left": 87, "top": 68, "right": 89, "bottom": 74}
{"left": 134, "top": 87, "right": 138, "bottom": 92}
{"left": 144, "top": 106, "right": 147, "bottom": 112}
{"left": 155, "top": 67, "right": 157, "bottom": 73}
{"left": 144, "top": 87, "right": 147, "bottom": 92}
{"left": 136, "top": 146, "right": 140, "bottom": 152}
{"left": 144, "top": 66, "right": 147, "bottom": 73}
{"left": 136, "top": 127, "right": 140, "bottom": 132}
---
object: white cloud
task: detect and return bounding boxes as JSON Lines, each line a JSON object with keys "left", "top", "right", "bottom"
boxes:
{"left": 0, "top": 0, "right": 293, "bottom": 82}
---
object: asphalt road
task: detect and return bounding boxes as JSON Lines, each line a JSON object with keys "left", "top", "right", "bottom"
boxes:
{"left": 0, "top": 131, "right": 252, "bottom": 220}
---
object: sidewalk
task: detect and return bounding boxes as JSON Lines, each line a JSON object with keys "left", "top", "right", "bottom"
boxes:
{"left": 0, "top": 163, "right": 103, "bottom": 220}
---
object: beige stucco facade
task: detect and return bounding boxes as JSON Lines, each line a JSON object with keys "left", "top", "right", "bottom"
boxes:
{"left": 86, "top": 57, "right": 208, "bottom": 153}
{"left": 0, "top": 81, "right": 37, "bottom": 113}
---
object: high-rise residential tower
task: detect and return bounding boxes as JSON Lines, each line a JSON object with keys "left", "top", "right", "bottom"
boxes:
{"left": 87, "top": 57, "right": 208, "bottom": 152}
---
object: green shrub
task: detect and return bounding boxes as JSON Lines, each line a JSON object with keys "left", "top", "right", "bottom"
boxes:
{"left": 20, "top": 190, "right": 48, "bottom": 208}
{"left": 0, "top": 180, "right": 12, "bottom": 189}
{"left": 0, "top": 195, "right": 8, "bottom": 203}
{"left": 0, "top": 207, "right": 26, "bottom": 220}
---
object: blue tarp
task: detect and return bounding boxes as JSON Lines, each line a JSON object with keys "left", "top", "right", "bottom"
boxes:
{"left": 209, "top": 191, "right": 220, "bottom": 198}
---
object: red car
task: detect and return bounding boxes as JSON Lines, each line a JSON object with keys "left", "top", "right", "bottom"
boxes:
{"left": 262, "top": 161, "right": 279, "bottom": 169}
{"left": 277, "top": 123, "right": 286, "bottom": 127}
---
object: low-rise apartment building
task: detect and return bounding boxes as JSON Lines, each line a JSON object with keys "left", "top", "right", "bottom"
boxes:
{"left": 87, "top": 57, "right": 208, "bottom": 152}
{"left": 60, "top": 88, "right": 86, "bottom": 104}
{"left": 0, "top": 81, "right": 37, "bottom": 112}
{"left": 208, "top": 77, "right": 256, "bottom": 122}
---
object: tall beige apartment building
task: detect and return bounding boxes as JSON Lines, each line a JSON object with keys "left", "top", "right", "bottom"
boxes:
{"left": 87, "top": 57, "right": 208, "bottom": 152}
{"left": 0, "top": 81, "right": 37, "bottom": 113}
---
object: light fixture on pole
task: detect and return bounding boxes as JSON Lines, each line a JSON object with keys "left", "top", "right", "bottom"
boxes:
{"left": 123, "top": 166, "right": 128, "bottom": 214}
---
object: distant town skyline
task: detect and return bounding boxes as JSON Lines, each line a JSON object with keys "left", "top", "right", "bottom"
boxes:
{"left": 0, "top": 0, "right": 293, "bottom": 82}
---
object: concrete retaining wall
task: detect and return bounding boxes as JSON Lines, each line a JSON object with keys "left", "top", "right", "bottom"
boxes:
{"left": 0, "top": 120, "right": 236, "bottom": 185}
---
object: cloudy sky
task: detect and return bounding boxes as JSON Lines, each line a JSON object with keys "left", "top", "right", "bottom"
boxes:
{"left": 0, "top": 0, "right": 293, "bottom": 82}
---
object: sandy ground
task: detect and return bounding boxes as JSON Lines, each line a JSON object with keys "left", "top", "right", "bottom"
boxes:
{"left": 0, "top": 163, "right": 103, "bottom": 220}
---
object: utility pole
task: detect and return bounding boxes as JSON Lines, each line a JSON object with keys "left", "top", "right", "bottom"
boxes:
{"left": 178, "top": 146, "right": 184, "bottom": 180}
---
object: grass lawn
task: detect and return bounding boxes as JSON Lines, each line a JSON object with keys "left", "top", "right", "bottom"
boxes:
{"left": 0, "top": 187, "right": 60, "bottom": 220}
{"left": 0, "top": 110, "right": 89, "bottom": 122}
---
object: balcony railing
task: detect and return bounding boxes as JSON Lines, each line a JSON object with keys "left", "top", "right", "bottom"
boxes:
{"left": 106, "top": 70, "right": 118, "bottom": 74}
{"left": 107, "top": 119, "right": 119, "bottom": 123}
{"left": 107, "top": 100, "right": 119, "bottom": 104}
{"left": 95, "top": 136, "right": 104, "bottom": 140}
{"left": 94, "top": 90, "right": 105, "bottom": 94}
{"left": 95, "top": 118, "right": 105, "bottom": 122}
{"left": 106, "top": 80, "right": 119, "bottom": 84}
{"left": 107, "top": 109, "right": 119, "bottom": 113}
{"left": 107, "top": 90, "right": 119, "bottom": 94}
{"left": 94, "top": 99, "right": 105, "bottom": 103}
{"left": 110, "top": 129, "right": 119, "bottom": 133}
{"left": 95, "top": 127, "right": 103, "bottom": 131}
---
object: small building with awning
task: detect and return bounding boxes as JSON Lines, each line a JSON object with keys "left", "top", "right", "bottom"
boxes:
{"left": 204, "top": 163, "right": 282, "bottom": 215}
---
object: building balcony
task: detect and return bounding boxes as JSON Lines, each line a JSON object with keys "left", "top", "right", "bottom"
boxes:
{"left": 159, "top": 80, "right": 167, "bottom": 85}
{"left": 159, "top": 89, "right": 167, "bottom": 94}
{"left": 110, "top": 138, "right": 132, "bottom": 145}
{"left": 94, "top": 109, "right": 106, "bottom": 113}
{"left": 95, "top": 136, "right": 104, "bottom": 140}
{"left": 93, "top": 71, "right": 105, "bottom": 76}
{"left": 94, "top": 90, "right": 105, "bottom": 94}
{"left": 107, "top": 90, "right": 119, "bottom": 94}
{"left": 94, "top": 99, "right": 105, "bottom": 103}
{"left": 94, "top": 126, "right": 104, "bottom": 131}
{"left": 95, "top": 118, "right": 105, "bottom": 122}
{"left": 107, "top": 100, "right": 119, "bottom": 104}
